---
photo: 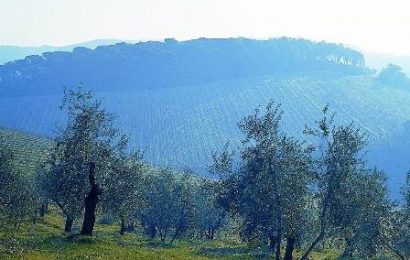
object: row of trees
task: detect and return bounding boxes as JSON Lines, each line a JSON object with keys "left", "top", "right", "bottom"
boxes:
{"left": 0, "top": 142, "right": 34, "bottom": 228}
{"left": 1, "top": 88, "right": 227, "bottom": 243}
{"left": 0, "top": 38, "right": 366, "bottom": 98}
{"left": 210, "top": 102, "right": 410, "bottom": 259}
{"left": 33, "top": 88, "right": 227, "bottom": 239}
{"left": 139, "top": 170, "right": 226, "bottom": 243}
{"left": 1, "top": 88, "right": 410, "bottom": 259}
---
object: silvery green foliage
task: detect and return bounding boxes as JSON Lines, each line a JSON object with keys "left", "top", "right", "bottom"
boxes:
{"left": 216, "top": 101, "right": 313, "bottom": 259}
{"left": 193, "top": 179, "right": 227, "bottom": 240}
{"left": 336, "top": 169, "right": 389, "bottom": 257}
{"left": 39, "top": 87, "right": 128, "bottom": 231}
{"left": 101, "top": 150, "right": 145, "bottom": 234}
{"left": 209, "top": 142, "right": 234, "bottom": 180}
{"left": 0, "top": 141, "right": 34, "bottom": 229}
{"left": 140, "top": 169, "right": 194, "bottom": 243}
{"left": 397, "top": 200, "right": 410, "bottom": 259}
{"left": 381, "top": 172, "right": 410, "bottom": 260}
{"left": 301, "top": 106, "right": 390, "bottom": 259}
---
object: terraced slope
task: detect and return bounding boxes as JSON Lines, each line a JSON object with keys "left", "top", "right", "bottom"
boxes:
{"left": 0, "top": 128, "right": 51, "bottom": 174}
{"left": 1, "top": 73, "right": 409, "bottom": 183}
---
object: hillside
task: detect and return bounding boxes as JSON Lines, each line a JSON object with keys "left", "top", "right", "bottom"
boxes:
{"left": 0, "top": 38, "right": 365, "bottom": 97}
{"left": 365, "top": 52, "right": 410, "bottom": 75}
{"left": 0, "top": 128, "right": 51, "bottom": 173}
{"left": 0, "top": 39, "right": 128, "bottom": 65}
{"left": 0, "top": 38, "right": 409, "bottom": 197}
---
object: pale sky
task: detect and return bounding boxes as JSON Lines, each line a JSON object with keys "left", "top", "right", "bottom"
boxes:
{"left": 1, "top": 0, "right": 410, "bottom": 55}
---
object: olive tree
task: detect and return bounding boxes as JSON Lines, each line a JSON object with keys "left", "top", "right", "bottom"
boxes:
{"left": 0, "top": 141, "right": 34, "bottom": 229}
{"left": 194, "top": 179, "right": 227, "bottom": 240}
{"left": 379, "top": 171, "right": 410, "bottom": 260}
{"left": 214, "top": 101, "right": 313, "bottom": 260}
{"left": 41, "top": 87, "right": 128, "bottom": 235}
{"left": 140, "top": 169, "right": 194, "bottom": 243}
{"left": 36, "top": 162, "right": 85, "bottom": 232}
{"left": 101, "top": 151, "right": 144, "bottom": 235}
{"left": 302, "top": 106, "right": 387, "bottom": 259}
{"left": 336, "top": 168, "right": 389, "bottom": 258}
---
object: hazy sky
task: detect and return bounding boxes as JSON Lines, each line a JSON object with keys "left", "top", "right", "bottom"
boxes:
{"left": 1, "top": 0, "right": 410, "bottom": 55}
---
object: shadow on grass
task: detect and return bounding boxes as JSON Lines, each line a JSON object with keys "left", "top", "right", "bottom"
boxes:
{"left": 143, "top": 239, "right": 176, "bottom": 249}
{"left": 65, "top": 234, "right": 98, "bottom": 244}
{"left": 197, "top": 246, "right": 249, "bottom": 257}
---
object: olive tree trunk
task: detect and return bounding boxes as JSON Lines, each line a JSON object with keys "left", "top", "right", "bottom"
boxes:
{"left": 80, "top": 162, "right": 101, "bottom": 236}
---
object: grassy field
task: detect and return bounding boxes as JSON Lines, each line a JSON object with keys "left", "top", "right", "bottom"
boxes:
{"left": 0, "top": 209, "right": 341, "bottom": 260}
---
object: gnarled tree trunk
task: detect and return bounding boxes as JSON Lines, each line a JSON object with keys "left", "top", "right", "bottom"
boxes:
{"left": 170, "top": 230, "right": 179, "bottom": 244}
{"left": 284, "top": 236, "right": 296, "bottom": 260}
{"left": 210, "top": 227, "right": 215, "bottom": 240}
{"left": 275, "top": 236, "right": 281, "bottom": 260}
{"left": 342, "top": 238, "right": 354, "bottom": 258}
{"left": 120, "top": 217, "right": 126, "bottom": 236}
{"left": 39, "top": 203, "right": 47, "bottom": 217}
{"left": 269, "top": 234, "right": 278, "bottom": 252}
{"left": 300, "top": 231, "right": 324, "bottom": 260}
{"left": 148, "top": 225, "right": 156, "bottom": 239}
{"left": 80, "top": 162, "right": 101, "bottom": 236}
{"left": 159, "top": 228, "right": 167, "bottom": 243}
{"left": 127, "top": 221, "right": 135, "bottom": 232}
{"left": 65, "top": 217, "right": 74, "bottom": 233}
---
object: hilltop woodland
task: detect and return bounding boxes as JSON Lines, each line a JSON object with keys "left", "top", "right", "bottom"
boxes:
{"left": 1, "top": 87, "right": 410, "bottom": 260}
{"left": 0, "top": 38, "right": 365, "bottom": 97}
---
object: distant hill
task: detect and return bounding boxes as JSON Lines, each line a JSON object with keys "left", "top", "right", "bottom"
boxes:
{"left": 364, "top": 52, "right": 410, "bottom": 75}
{"left": 0, "top": 37, "right": 366, "bottom": 97}
{"left": 376, "top": 64, "right": 410, "bottom": 90}
{"left": 0, "top": 39, "right": 130, "bottom": 65}
{"left": 0, "top": 37, "right": 409, "bottom": 198}
{"left": 0, "top": 128, "right": 51, "bottom": 174}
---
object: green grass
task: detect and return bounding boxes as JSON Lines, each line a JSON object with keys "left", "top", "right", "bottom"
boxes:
{"left": 0, "top": 128, "right": 340, "bottom": 259}
{"left": 0, "top": 210, "right": 252, "bottom": 260}
{"left": 0, "top": 209, "right": 342, "bottom": 260}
